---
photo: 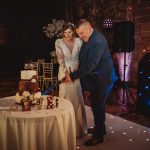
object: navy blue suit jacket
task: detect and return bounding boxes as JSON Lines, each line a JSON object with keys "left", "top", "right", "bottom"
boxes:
{"left": 70, "top": 29, "right": 117, "bottom": 87}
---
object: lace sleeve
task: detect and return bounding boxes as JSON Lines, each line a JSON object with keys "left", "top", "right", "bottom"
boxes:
{"left": 55, "top": 39, "right": 66, "bottom": 69}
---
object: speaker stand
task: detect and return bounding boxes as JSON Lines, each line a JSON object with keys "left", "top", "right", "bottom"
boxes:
{"left": 120, "top": 51, "right": 136, "bottom": 115}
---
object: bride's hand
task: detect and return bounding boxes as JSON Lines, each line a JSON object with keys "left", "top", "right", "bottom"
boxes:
{"left": 64, "top": 73, "right": 72, "bottom": 83}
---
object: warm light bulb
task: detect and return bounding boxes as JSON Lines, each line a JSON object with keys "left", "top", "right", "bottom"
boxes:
{"left": 111, "top": 131, "right": 114, "bottom": 133}
{"left": 129, "top": 139, "right": 133, "bottom": 142}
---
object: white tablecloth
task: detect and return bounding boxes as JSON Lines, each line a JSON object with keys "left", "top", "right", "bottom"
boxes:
{"left": 0, "top": 96, "right": 76, "bottom": 150}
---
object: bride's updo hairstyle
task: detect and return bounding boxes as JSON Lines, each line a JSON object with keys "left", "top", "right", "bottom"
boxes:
{"left": 62, "top": 22, "right": 76, "bottom": 37}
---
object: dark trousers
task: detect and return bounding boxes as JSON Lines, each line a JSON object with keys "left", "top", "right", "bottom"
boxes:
{"left": 81, "top": 75, "right": 113, "bottom": 137}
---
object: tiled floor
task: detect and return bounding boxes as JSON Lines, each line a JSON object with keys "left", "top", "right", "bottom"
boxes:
{"left": 77, "top": 106, "right": 150, "bottom": 150}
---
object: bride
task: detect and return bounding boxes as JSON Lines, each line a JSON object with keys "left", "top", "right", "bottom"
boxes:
{"left": 55, "top": 22, "right": 87, "bottom": 137}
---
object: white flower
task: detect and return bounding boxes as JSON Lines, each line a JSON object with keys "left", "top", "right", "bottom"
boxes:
{"left": 34, "top": 92, "right": 41, "bottom": 99}
{"left": 31, "top": 78, "right": 36, "bottom": 83}
{"left": 29, "top": 94, "right": 34, "bottom": 100}
{"left": 22, "top": 91, "right": 30, "bottom": 98}
{"left": 16, "top": 92, "right": 23, "bottom": 103}
{"left": 43, "top": 19, "right": 65, "bottom": 39}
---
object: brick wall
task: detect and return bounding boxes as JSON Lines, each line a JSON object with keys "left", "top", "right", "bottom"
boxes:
{"left": 132, "top": 0, "right": 150, "bottom": 85}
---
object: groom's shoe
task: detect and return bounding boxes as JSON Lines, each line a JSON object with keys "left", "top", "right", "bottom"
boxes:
{"left": 88, "top": 127, "right": 106, "bottom": 135}
{"left": 88, "top": 127, "right": 95, "bottom": 134}
{"left": 84, "top": 136, "right": 104, "bottom": 146}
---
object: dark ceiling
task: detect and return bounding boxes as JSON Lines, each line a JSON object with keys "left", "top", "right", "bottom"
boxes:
{"left": 0, "top": 1, "right": 66, "bottom": 23}
{"left": 0, "top": 1, "right": 67, "bottom": 75}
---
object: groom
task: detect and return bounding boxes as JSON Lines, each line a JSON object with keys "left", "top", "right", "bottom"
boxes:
{"left": 65, "top": 19, "right": 117, "bottom": 146}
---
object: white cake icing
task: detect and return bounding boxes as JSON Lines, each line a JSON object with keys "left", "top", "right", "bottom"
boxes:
{"left": 21, "top": 70, "right": 36, "bottom": 80}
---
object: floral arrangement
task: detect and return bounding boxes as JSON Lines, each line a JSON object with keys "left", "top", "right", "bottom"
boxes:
{"left": 16, "top": 91, "right": 41, "bottom": 104}
{"left": 43, "top": 19, "right": 65, "bottom": 39}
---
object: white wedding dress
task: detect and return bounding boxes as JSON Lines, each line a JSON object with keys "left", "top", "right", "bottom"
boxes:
{"left": 55, "top": 38, "right": 87, "bottom": 137}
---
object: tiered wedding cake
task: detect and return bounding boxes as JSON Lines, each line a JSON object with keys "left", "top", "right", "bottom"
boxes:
{"left": 16, "top": 66, "right": 41, "bottom": 104}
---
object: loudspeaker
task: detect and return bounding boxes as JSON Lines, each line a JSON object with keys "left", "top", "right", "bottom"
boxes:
{"left": 136, "top": 53, "right": 150, "bottom": 115}
{"left": 112, "top": 21, "right": 135, "bottom": 52}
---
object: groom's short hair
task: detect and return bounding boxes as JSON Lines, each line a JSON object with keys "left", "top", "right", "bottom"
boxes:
{"left": 76, "top": 19, "right": 92, "bottom": 28}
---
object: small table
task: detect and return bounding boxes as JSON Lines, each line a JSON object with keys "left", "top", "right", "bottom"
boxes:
{"left": 0, "top": 96, "right": 76, "bottom": 150}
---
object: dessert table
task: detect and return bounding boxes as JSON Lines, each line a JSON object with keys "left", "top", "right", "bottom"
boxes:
{"left": 0, "top": 96, "right": 76, "bottom": 150}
